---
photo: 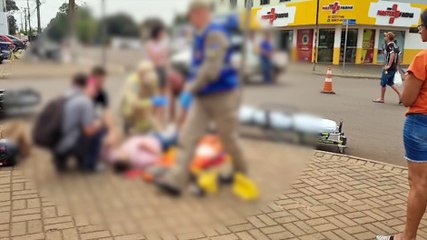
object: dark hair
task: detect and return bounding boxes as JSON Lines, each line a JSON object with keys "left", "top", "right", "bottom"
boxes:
{"left": 72, "top": 73, "right": 88, "bottom": 88}
{"left": 113, "top": 161, "right": 131, "bottom": 174}
{"left": 91, "top": 66, "right": 106, "bottom": 76}
{"left": 150, "top": 25, "right": 164, "bottom": 40}
{"left": 422, "top": 9, "right": 427, "bottom": 27}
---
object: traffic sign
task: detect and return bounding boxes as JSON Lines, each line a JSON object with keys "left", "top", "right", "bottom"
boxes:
{"left": 343, "top": 19, "right": 357, "bottom": 25}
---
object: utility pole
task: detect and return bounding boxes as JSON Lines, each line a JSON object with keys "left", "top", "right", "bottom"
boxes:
{"left": 36, "top": 0, "right": 41, "bottom": 33}
{"left": 240, "top": 0, "right": 252, "bottom": 84}
{"left": 24, "top": 8, "right": 27, "bottom": 34}
{"left": 19, "top": 11, "right": 23, "bottom": 32}
{"left": 101, "top": 0, "right": 106, "bottom": 67}
{"left": 69, "top": 0, "right": 76, "bottom": 62}
{"left": 69, "top": 0, "right": 75, "bottom": 36}
{"left": 26, "top": 0, "right": 31, "bottom": 41}
{"left": 312, "top": 0, "right": 320, "bottom": 71}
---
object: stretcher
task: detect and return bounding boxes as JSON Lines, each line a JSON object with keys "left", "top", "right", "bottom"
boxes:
{"left": 239, "top": 104, "right": 347, "bottom": 154}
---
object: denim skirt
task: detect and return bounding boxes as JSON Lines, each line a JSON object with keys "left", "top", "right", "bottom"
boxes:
{"left": 404, "top": 114, "right": 427, "bottom": 162}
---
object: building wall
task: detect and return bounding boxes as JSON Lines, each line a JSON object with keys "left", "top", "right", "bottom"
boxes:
{"left": 0, "top": 0, "right": 7, "bottom": 35}
{"left": 216, "top": 0, "right": 247, "bottom": 14}
{"left": 250, "top": 0, "right": 427, "bottom": 65}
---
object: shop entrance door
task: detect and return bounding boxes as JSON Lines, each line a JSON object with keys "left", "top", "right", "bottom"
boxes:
{"left": 318, "top": 29, "right": 335, "bottom": 63}
{"left": 340, "top": 29, "right": 358, "bottom": 63}
{"left": 296, "top": 29, "right": 313, "bottom": 62}
{"left": 362, "top": 29, "right": 376, "bottom": 63}
{"left": 279, "top": 30, "right": 293, "bottom": 51}
{"left": 377, "top": 30, "right": 405, "bottom": 64}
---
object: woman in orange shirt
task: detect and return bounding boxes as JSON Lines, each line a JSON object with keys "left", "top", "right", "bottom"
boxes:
{"left": 377, "top": 9, "right": 427, "bottom": 240}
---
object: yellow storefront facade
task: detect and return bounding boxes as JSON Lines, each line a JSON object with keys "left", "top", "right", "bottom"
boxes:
{"left": 250, "top": 0, "right": 427, "bottom": 65}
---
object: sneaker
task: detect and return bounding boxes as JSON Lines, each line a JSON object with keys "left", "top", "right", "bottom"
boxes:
{"left": 376, "top": 236, "right": 394, "bottom": 240}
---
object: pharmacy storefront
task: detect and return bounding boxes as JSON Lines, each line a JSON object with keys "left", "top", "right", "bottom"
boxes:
{"left": 251, "top": 0, "right": 427, "bottom": 65}
{"left": 251, "top": 0, "right": 317, "bottom": 62}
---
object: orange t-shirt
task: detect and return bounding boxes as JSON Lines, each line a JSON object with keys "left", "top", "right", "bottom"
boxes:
{"left": 407, "top": 49, "right": 427, "bottom": 115}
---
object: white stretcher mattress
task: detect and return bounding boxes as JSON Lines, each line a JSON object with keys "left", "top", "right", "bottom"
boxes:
{"left": 239, "top": 106, "right": 338, "bottom": 134}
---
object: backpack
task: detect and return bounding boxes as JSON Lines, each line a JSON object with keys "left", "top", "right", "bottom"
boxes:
{"left": 32, "top": 97, "right": 66, "bottom": 150}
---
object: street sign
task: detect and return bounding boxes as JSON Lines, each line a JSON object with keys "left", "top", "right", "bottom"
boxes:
{"left": 343, "top": 19, "right": 356, "bottom": 25}
{"left": 342, "top": 19, "right": 356, "bottom": 72}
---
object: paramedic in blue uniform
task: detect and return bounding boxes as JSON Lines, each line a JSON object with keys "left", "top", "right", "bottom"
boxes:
{"left": 156, "top": 0, "right": 248, "bottom": 196}
{"left": 259, "top": 32, "right": 274, "bottom": 84}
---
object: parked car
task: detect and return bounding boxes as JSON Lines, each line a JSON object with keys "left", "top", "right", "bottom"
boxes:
{"left": 0, "top": 41, "right": 13, "bottom": 62}
{"left": 6, "top": 35, "right": 26, "bottom": 51}
{"left": 0, "top": 35, "right": 15, "bottom": 50}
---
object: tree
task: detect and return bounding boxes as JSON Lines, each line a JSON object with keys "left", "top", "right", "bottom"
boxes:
{"left": 7, "top": 15, "right": 17, "bottom": 35}
{"left": 6, "top": 0, "right": 18, "bottom": 11}
{"left": 6, "top": 0, "right": 19, "bottom": 35}
{"left": 104, "top": 13, "right": 139, "bottom": 38}
{"left": 46, "top": 3, "right": 98, "bottom": 44}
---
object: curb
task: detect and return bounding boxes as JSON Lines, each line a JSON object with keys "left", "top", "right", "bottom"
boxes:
{"left": 313, "top": 72, "right": 379, "bottom": 80}
{"left": 314, "top": 150, "right": 407, "bottom": 172}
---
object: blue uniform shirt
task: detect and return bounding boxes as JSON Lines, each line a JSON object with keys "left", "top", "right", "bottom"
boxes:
{"left": 188, "top": 23, "right": 239, "bottom": 96}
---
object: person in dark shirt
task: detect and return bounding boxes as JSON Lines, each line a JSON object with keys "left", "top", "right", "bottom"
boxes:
{"left": 89, "top": 66, "right": 109, "bottom": 109}
{"left": 88, "top": 66, "right": 118, "bottom": 151}
{"left": 373, "top": 32, "right": 402, "bottom": 104}
{"left": 259, "top": 33, "right": 274, "bottom": 84}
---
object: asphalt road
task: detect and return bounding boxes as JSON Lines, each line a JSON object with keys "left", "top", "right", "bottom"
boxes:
{"left": 3, "top": 68, "right": 407, "bottom": 166}
{"left": 243, "top": 68, "right": 406, "bottom": 166}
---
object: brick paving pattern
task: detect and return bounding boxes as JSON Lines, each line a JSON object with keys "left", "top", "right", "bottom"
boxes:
{"left": 0, "top": 140, "right": 425, "bottom": 240}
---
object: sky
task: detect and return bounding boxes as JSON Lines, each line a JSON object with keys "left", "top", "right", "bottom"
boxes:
{"left": 13, "top": 0, "right": 191, "bottom": 30}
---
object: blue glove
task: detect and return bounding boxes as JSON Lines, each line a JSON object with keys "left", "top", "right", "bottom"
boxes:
{"left": 151, "top": 95, "right": 168, "bottom": 107}
{"left": 179, "top": 91, "right": 193, "bottom": 110}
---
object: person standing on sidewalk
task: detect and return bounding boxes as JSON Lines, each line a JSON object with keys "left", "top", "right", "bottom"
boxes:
{"left": 259, "top": 32, "right": 274, "bottom": 84}
{"left": 376, "top": 9, "right": 427, "bottom": 240}
{"left": 373, "top": 32, "right": 402, "bottom": 104}
{"left": 155, "top": 0, "right": 248, "bottom": 196}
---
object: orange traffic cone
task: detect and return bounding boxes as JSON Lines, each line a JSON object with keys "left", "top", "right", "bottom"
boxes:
{"left": 321, "top": 66, "right": 335, "bottom": 94}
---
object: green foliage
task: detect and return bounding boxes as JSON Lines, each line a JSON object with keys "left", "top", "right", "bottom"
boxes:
{"left": 104, "top": 13, "right": 139, "bottom": 38}
{"left": 46, "top": 3, "right": 98, "bottom": 44}
{"left": 45, "top": 3, "right": 139, "bottom": 43}
{"left": 6, "top": 0, "right": 19, "bottom": 12}
{"left": 8, "top": 15, "right": 17, "bottom": 35}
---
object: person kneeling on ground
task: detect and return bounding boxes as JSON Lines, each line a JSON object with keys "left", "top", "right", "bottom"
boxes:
{"left": 54, "top": 74, "right": 107, "bottom": 172}
{"left": 120, "top": 61, "right": 164, "bottom": 134}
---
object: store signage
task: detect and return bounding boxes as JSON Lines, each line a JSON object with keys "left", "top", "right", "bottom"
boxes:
{"left": 322, "top": 1, "right": 354, "bottom": 23}
{"left": 322, "top": 2, "right": 354, "bottom": 14}
{"left": 257, "top": 5, "right": 296, "bottom": 27}
{"left": 376, "top": 4, "right": 414, "bottom": 24}
{"left": 261, "top": 8, "right": 289, "bottom": 25}
{"left": 369, "top": 1, "right": 421, "bottom": 27}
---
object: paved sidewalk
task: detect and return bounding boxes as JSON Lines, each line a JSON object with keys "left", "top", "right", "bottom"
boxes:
{"left": 0, "top": 142, "right": 423, "bottom": 240}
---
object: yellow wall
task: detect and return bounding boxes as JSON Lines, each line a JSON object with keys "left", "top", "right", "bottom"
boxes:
{"left": 355, "top": 48, "right": 363, "bottom": 64}
{"left": 403, "top": 49, "right": 423, "bottom": 65}
{"left": 287, "top": 1, "right": 317, "bottom": 26}
{"left": 332, "top": 48, "right": 340, "bottom": 65}
{"left": 318, "top": 0, "right": 377, "bottom": 25}
{"left": 373, "top": 48, "right": 378, "bottom": 64}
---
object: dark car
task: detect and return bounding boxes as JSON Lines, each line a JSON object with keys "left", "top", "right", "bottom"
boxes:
{"left": 0, "top": 41, "right": 13, "bottom": 62}
{"left": 6, "top": 35, "right": 26, "bottom": 51}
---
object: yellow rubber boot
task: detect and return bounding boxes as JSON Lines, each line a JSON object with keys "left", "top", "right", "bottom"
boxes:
{"left": 232, "top": 173, "right": 259, "bottom": 201}
{"left": 197, "top": 172, "right": 219, "bottom": 194}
